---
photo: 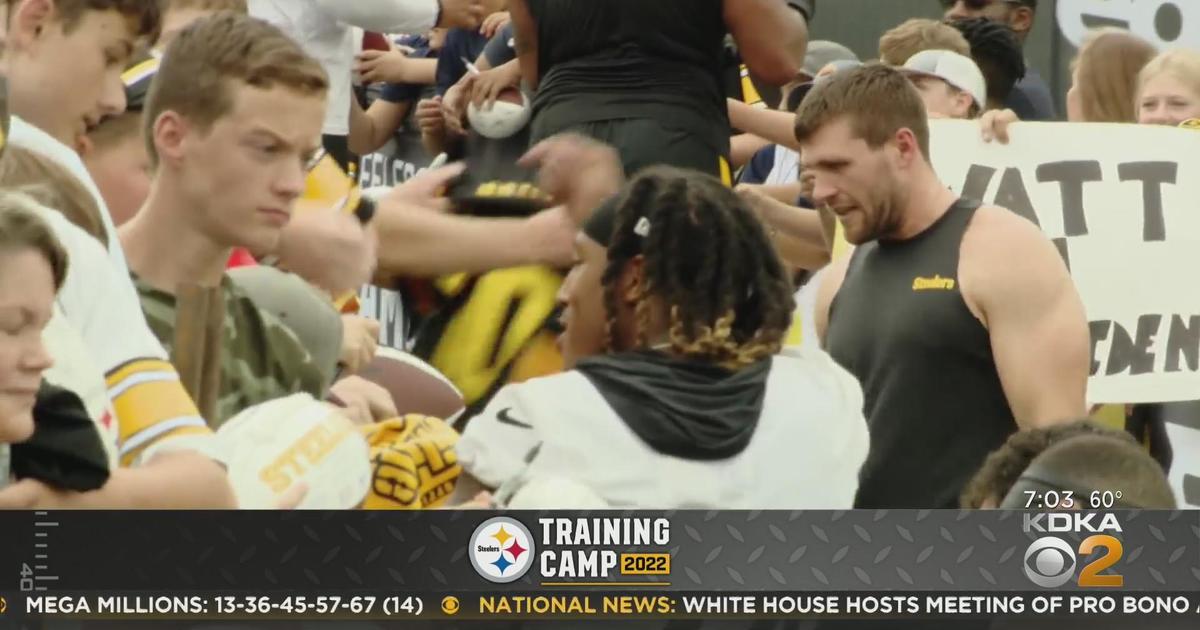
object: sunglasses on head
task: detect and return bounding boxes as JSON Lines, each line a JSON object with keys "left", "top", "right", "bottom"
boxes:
{"left": 939, "top": 0, "right": 1023, "bottom": 9}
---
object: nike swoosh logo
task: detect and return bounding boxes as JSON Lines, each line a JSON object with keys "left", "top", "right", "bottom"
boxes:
{"left": 497, "top": 407, "right": 533, "bottom": 429}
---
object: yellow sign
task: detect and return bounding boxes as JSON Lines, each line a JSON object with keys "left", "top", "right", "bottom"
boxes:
{"left": 441, "top": 595, "right": 460, "bottom": 615}
{"left": 618, "top": 553, "right": 671, "bottom": 576}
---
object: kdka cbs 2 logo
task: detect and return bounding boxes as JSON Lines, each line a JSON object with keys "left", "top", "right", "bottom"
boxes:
{"left": 1023, "top": 512, "right": 1125, "bottom": 588}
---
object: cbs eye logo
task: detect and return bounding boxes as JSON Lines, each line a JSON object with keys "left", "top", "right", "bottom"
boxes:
{"left": 1024, "top": 535, "right": 1124, "bottom": 588}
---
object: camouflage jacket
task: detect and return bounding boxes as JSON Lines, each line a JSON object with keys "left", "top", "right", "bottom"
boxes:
{"left": 135, "top": 274, "right": 330, "bottom": 428}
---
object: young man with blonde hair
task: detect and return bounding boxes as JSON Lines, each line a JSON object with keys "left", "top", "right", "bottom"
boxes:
{"left": 120, "top": 12, "right": 336, "bottom": 426}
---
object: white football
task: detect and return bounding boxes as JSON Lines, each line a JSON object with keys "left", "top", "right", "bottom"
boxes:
{"left": 217, "top": 394, "right": 371, "bottom": 509}
{"left": 467, "top": 89, "right": 532, "bottom": 139}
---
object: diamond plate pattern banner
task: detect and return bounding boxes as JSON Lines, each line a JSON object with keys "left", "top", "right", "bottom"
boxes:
{"left": 0, "top": 510, "right": 1196, "bottom": 595}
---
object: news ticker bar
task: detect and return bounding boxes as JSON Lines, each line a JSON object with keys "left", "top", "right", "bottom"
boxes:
{"left": 8, "top": 591, "right": 1200, "bottom": 621}
{"left": 2, "top": 511, "right": 1198, "bottom": 593}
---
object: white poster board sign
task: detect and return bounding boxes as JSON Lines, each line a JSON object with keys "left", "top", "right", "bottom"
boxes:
{"left": 929, "top": 119, "right": 1200, "bottom": 405}
{"left": 1057, "top": 0, "right": 1197, "bottom": 50}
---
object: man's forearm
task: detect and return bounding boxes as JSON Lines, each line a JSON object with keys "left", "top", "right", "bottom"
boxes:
{"left": 509, "top": 0, "right": 539, "bottom": 91}
{"left": 403, "top": 58, "right": 438, "bottom": 85}
{"left": 78, "top": 451, "right": 236, "bottom": 509}
{"left": 758, "top": 183, "right": 803, "bottom": 204}
{"left": 314, "top": 0, "right": 439, "bottom": 33}
{"left": 761, "top": 201, "right": 829, "bottom": 269}
{"left": 731, "top": 133, "right": 772, "bottom": 169}
{"left": 376, "top": 208, "right": 544, "bottom": 277}
{"left": 728, "top": 99, "right": 801, "bottom": 150}
{"left": 348, "top": 97, "right": 377, "bottom": 156}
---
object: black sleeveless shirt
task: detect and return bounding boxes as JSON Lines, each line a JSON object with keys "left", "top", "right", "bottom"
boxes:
{"left": 524, "top": 0, "right": 728, "bottom": 155}
{"left": 826, "top": 199, "right": 1017, "bottom": 509}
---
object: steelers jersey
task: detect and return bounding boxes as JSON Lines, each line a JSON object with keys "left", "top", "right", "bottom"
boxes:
{"left": 12, "top": 118, "right": 219, "bottom": 466}
{"left": 409, "top": 266, "right": 565, "bottom": 418}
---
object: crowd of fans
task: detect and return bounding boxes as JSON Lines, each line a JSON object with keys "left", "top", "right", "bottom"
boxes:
{"left": 0, "top": 0, "right": 1194, "bottom": 512}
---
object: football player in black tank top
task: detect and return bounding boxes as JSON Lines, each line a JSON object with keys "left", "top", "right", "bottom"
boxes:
{"left": 507, "top": 0, "right": 812, "bottom": 181}
{"left": 794, "top": 64, "right": 1090, "bottom": 509}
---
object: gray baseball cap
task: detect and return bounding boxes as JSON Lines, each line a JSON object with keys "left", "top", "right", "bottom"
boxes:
{"left": 786, "top": 59, "right": 864, "bottom": 112}
{"left": 801, "top": 40, "right": 860, "bottom": 79}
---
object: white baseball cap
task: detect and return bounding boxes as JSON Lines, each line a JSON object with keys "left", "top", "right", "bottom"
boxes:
{"left": 901, "top": 49, "right": 988, "bottom": 109}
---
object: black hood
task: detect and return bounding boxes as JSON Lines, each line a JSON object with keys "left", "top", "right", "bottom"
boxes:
{"left": 575, "top": 351, "right": 770, "bottom": 460}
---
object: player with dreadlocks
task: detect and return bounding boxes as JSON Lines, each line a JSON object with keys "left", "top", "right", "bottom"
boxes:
{"left": 947, "top": 16, "right": 1027, "bottom": 112}
{"left": 450, "top": 136, "right": 869, "bottom": 509}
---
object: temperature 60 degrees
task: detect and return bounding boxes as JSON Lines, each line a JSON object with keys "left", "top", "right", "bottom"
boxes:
{"left": 1090, "top": 491, "right": 1124, "bottom": 509}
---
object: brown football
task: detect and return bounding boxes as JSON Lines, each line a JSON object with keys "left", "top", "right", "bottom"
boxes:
{"left": 494, "top": 87, "right": 525, "bottom": 106}
{"left": 358, "top": 347, "right": 465, "bottom": 423}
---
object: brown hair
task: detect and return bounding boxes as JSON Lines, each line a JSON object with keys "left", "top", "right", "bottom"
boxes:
{"left": 1027, "top": 434, "right": 1176, "bottom": 509}
{"left": 143, "top": 11, "right": 328, "bottom": 165}
{"left": 878, "top": 18, "right": 971, "bottom": 66}
{"left": 88, "top": 110, "right": 142, "bottom": 152}
{"left": 0, "top": 190, "right": 70, "bottom": 291}
{"left": 1072, "top": 28, "right": 1156, "bottom": 123}
{"left": 6, "top": 0, "right": 162, "bottom": 40}
{"left": 0, "top": 146, "right": 107, "bottom": 246}
{"left": 163, "top": 0, "right": 247, "bottom": 12}
{"left": 960, "top": 420, "right": 1135, "bottom": 509}
{"left": 794, "top": 63, "right": 931, "bottom": 160}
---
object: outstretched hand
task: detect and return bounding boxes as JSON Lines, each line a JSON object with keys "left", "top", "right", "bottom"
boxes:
{"left": 519, "top": 134, "right": 624, "bottom": 225}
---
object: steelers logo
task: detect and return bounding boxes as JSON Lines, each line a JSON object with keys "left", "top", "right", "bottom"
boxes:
{"left": 469, "top": 516, "right": 535, "bottom": 583}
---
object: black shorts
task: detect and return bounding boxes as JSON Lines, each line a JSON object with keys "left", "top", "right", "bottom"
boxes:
{"left": 533, "top": 117, "right": 732, "bottom": 185}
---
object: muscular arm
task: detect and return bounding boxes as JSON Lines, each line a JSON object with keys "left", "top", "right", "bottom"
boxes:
{"left": 374, "top": 205, "right": 569, "bottom": 277}
{"left": 813, "top": 250, "right": 851, "bottom": 348}
{"left": 508, "top": 0, "right": 539, "bottom": 91}
{"left": 724, "top": 0, "right": 808, "bottom": 86}
{"left": 964, "top": 207, "right": 1089, "bottom": 429}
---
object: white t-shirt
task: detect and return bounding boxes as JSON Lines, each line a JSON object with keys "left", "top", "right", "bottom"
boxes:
{"left": 764, "top": 145, "right": 800, "bottom": 187}
{"left": 9, "top": 117, "right": 127, "bottom": 274}
{"left": 458, "top": 347, "right": 870, "bottom": 509}
{"left": 9, "top": 117, "right": 166, "bottom": 368}
{"left": 249, "top": 0, "right": 439, "bottom": 136}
